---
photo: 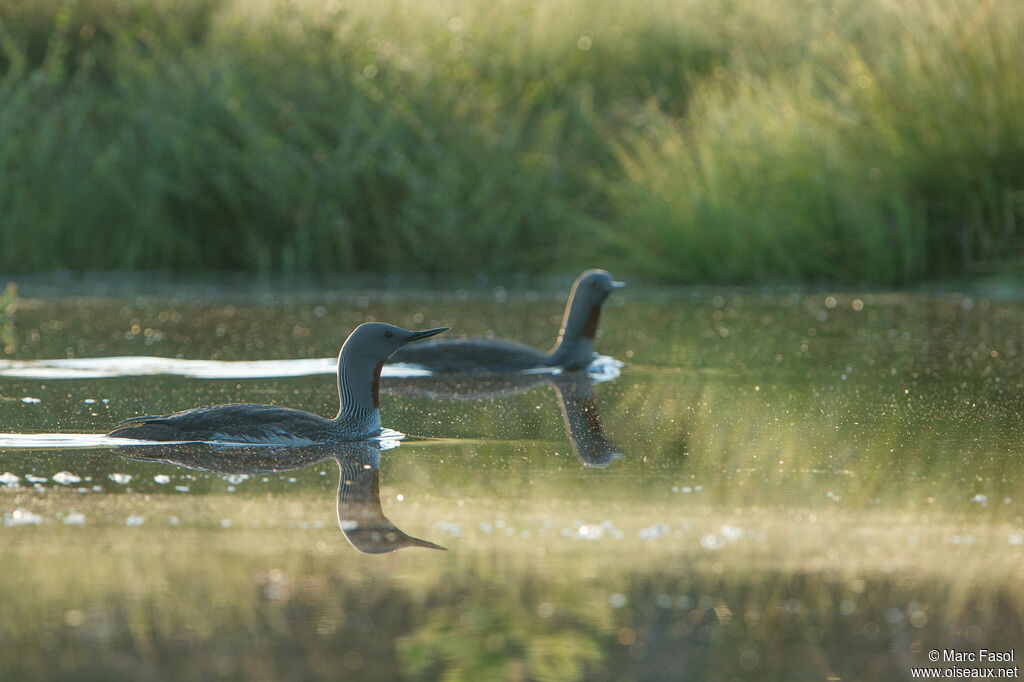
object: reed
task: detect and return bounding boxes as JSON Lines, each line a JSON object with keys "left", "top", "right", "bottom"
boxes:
{"left": 0, "top": 0, "right": 1020, "bottom": 282}
{"left": 607, "top": 0, "right": 1024, "bottom": 282}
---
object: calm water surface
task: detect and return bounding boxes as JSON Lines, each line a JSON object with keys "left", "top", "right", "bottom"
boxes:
{"left": 1, "top": 282, "right": 1023, "bottom": 681}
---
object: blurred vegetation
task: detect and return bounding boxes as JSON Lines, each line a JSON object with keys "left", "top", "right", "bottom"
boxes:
{"left": 0, "top": 0, "right": 1021, "bottom": 282}
{"left": 2, "top": 504, "right": 1019, "bottom": 682}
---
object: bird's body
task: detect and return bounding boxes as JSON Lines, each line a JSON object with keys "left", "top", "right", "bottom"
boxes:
{"left": 111, "top": 404, "right": 350, "bottom": 444}
{"left": 391, "top": 336, "right": 553, "bottom": 374}
{"left": 107, "top": 323, "right": 447, "bottom": 444}
{"left": 390, "top": 269, "right": 624, "bottom": 374}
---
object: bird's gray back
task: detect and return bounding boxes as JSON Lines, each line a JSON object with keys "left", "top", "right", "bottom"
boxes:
{"left": 389, "top": 337, "right": 552, "bottom": 373}
{"left": 111, "top": 403, "right": 339, "bottom": 443}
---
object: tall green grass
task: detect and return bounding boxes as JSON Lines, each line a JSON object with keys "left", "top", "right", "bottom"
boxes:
{"left": 0, "top": 0, "right": 1020, "bottom": 282}
{"left": 608, "top": 0, "right": 1024, "bottom": 282}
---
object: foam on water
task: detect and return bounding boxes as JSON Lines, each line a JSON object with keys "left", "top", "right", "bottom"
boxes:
{"left": 586, "top": 355, "right": 624, "bottom": 383}
{"left": 378, "top": 429, "right": 404, "bottom": 449}
{"left": 517, "top": 354, "right": 622, "bottom": 382}
{"left": 51, "top": 471, "right": 82, "bottom": 485}
{"left": 4, "top": 508, "right": 43, "bottom": 526}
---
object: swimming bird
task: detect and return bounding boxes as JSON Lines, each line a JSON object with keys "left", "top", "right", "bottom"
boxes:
{"left": 107, "top": 323, "right": 447, "bottom": 443}
{"left": 389, "top": 269, "right": 625, "bottom": 373}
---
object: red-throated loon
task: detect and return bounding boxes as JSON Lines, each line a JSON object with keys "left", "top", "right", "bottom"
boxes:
{"left": 389, "top": 269, "right": 624, "bottom": 373}
{"left": 107, "top": 323, "right": 447, "bottom": 443}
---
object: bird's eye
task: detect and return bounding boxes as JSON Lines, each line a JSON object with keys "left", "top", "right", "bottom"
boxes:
{"left": 384, "top": 331, "right": 394, "bottom": 338}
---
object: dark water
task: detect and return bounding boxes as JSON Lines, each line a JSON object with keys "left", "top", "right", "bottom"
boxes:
{"left": 1, "top": 283, "right": 1023, "bottom": 681}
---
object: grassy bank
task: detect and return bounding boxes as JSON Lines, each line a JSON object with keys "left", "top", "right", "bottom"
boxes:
{"left": 0, "top": 0, "right": 1021, "bottom": 282}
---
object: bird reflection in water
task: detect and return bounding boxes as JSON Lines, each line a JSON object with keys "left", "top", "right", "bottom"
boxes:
{"left": 384, "top": 371, "right": 623, "bottom": 468}
{"left": 113, "top": 440, "right": 445, "bottom": 554}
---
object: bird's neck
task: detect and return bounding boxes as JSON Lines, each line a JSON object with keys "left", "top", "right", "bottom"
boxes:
{"left": 335, "top": 354, "right": 382, "bottom": 435}
{"left": 549, "top": 297, "right": 599, "bottom": 368}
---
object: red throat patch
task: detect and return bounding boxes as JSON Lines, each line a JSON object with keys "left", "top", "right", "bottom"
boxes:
{"left": 583, "top": 306, "right": 602, "bottom": 339}
{"left": 372, "top": 361, "right": 384, "bottom": 409}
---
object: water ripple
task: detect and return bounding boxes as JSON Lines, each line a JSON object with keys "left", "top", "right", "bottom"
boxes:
{"left": 0, "top": 356, "right": 433, "bottom": 380}
{"left": 0, "top": 429, "right": 405, "bottom": 449}
{"left": 0, "top": 433, "right": 154, "bottom": 448}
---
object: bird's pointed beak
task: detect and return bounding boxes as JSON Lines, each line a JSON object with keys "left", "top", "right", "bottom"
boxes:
{"left": 407, "top": 327, "right": 449, "bottom": 343}
{"left": 406, "top": 536, "right": 449, "bottom": 551}
{"left": 610, "top": 280, "right": 627, "bottom": 290}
